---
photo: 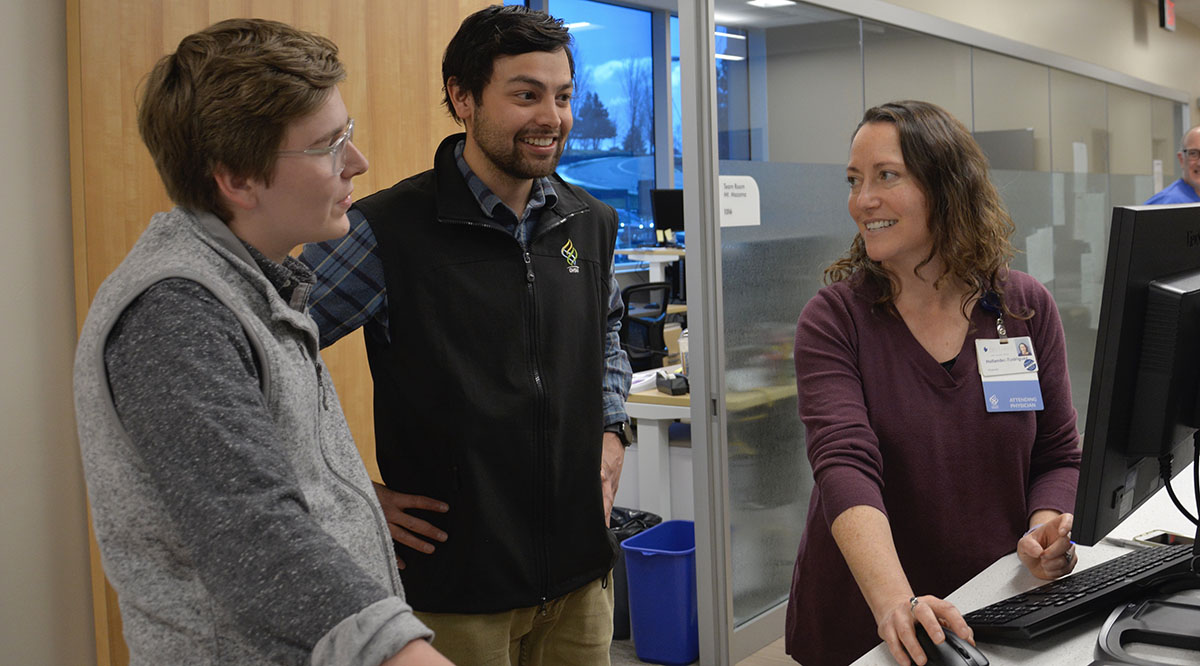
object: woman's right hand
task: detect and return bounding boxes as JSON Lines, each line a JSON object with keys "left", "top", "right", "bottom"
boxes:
{"left": 877, "top": 594, "right": 974, "bottom": 666}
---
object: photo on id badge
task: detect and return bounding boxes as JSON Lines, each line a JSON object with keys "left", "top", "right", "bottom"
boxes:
{"left": 975, "top": 336, "right": 1044, "bottom": 412}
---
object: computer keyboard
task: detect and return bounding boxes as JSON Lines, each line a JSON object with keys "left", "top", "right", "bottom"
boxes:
{"left": 964, "top": 542, "right": 1195, "bottom": 641}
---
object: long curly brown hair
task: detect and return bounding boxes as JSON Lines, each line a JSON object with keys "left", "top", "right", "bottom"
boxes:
{"left": 826, "top": 100, "right": 1026, "bottom": 319}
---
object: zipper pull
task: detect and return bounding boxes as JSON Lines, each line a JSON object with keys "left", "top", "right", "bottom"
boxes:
{"left": 316, "top": 363, "right": 329, "bottom": 410}
{"left": 538, "top": 597, "right": 548, "bottom": 616}
{"left": 524, "top": 251, "right": 535, "bottom": 283}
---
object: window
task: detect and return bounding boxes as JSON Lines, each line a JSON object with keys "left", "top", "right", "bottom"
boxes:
{"left": 716, "top": 26, "right": 751, "bottom": 160}
{"left": 671, "top": 15, "right": 755, "bottom": 181}
{"left": 551, "top": 0, "right": 656, "bottom": 247}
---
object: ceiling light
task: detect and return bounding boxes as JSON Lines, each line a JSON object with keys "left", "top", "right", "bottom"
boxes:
{"left": 564, "top": 21, "right": 592, "bottom": 30}
{"left": 715, "top": 54, "right": 746, "bottom": 61}
{"left": 713, "top": 11, "right": 750, "bottom": 25}
{"left": 747, "top": 0, "right": 797, "bottom": 8}
{"left": 716, "top": 31, "right": 747, "bottom": 40}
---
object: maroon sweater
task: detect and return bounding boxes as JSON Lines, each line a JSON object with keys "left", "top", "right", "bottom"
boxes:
{"left": 785, "top": 271, "right": 1080, "bottom": 665}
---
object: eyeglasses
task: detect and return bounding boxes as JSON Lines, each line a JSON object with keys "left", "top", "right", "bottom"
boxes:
{"left": 278, "top": 118, "right": 355, "bottom": 175}
{"left": 1182, "top": 148, "right": 1200, "bottom": 162}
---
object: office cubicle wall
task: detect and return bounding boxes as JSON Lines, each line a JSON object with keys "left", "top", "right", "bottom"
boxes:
{"left": 67, "top": 2, "right": 492, "bottom": 662}
{"left": 715, "top": 160, "right": 848, "bottom": 625}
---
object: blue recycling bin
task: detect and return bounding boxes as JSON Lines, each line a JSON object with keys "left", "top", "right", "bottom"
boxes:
{"left": 620, "top": 520, "right": 699, "bottom": 665}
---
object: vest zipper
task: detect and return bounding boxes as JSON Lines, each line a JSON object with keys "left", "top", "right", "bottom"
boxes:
{"left": 441, "top": 205, "right": 590, "bottom": 604}
{"left": 524, "top": 249, "right": 551, "bottom": 604}
{"left": 530, "top": 208, "right": 589, "bottom": 243}
{"left": 437, "top": 204, "right": 590, "bottom": 244}
{"left": 314, "top": 354, "right": 403, "bottom": 594}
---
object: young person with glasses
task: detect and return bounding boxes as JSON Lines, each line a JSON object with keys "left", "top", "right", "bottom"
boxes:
{"left": 73, "top": 18, "right": 450, "bottom": 666}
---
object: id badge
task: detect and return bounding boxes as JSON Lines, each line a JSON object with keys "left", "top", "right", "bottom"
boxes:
{"left": 975, "top": 336, "right": 1044, "bottom": 412}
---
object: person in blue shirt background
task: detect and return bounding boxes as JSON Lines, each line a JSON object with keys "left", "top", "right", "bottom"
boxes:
{"left": 1145, "top": 125, "right": 1200, "bottom": 205}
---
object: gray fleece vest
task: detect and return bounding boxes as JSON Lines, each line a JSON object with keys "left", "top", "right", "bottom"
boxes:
{"left": 74, "top": 208, "right": 402, "bottom": 664}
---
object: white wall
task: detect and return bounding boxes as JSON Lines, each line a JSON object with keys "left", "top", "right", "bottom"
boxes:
{"left": 891, "top": 0, "right": 1200, "bottom": 115}
{"left": 0, "top": 0, "right": 95, "bottom": 663}
{"left": 767, "top": 0, "right": 1200, "bottom": 167}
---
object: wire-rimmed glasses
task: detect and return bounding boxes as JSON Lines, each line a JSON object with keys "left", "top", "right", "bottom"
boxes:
{"left": 278, "top": 118, "right": 355, "bottom": 175}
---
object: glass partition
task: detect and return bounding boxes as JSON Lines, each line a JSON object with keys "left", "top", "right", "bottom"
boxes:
{"left": 763, "top": 16, "right": 862, "bottom": 164}
{"left": 1108, "top": 85, "right": 1153, "bottom": 177}
{"left": 1045, "top": 68, "right": 1110, "bottom": 429}
{"left": 1050, "top": 69, "right": 1109, "bottom": 174}
{"left": 863, "top": 21, "right": 972, "bottom": 122}
{"left": 1151, "top": 96, "right": 1185, "bottom": 183}
{"left": 1108, "top": 84, "right": 1155, "bottom": 209}
{"left": 673, "top": 15, "right": 760, "bottom": 184}
{"left": 722, "top": 2, "right": 860, "bottom": 627}
{"left": 972, "top": 49, "right": 1050, "bottom": 172}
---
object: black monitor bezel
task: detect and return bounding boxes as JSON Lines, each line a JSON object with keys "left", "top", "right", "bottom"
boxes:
{"left": 650, "top": 188, "right": 684, "bottom": 233}
{"left": 1073, "top": 203, "right": 1200, "bottom": 546}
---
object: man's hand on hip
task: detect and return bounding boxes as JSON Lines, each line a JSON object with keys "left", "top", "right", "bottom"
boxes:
{"left": 373, "top": 483, "right": 449, "bottom": 569}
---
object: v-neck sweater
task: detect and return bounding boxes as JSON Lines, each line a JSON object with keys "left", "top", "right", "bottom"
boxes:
{"left": 784, "top": 270, "right": 1081, "bottom": 666}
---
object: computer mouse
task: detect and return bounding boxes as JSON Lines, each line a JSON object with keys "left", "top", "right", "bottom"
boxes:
{"left": 912, "top": 623, "right": 989, "bottom": 666}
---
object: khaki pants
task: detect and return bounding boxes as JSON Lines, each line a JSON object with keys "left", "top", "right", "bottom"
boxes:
{"left": 416, "top": 573, "right": 614, "bottom": 666}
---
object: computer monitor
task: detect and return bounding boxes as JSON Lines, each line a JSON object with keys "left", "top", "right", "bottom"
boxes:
{"left": 650, "top": 189, "right": 684, "bottom": 246}
{"left": 1073, "top": 203, "right": 1200, "bottom": 546}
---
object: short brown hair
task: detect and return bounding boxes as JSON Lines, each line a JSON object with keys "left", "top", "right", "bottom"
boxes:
{"left": 826, "top": 100, "right": 1024, "bottom": 318}
{"left": 137, "top": 18, "right": 345, "bottom": 221}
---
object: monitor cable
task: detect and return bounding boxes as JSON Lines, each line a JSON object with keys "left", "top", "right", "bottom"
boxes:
{"left": 1156, "top": 450, "right": 1199, "bottom": 526}
{"left": 1158, "top": 435, "right": 1200, "bottom": 574}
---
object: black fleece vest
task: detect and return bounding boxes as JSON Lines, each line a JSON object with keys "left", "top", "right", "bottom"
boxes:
{"left": 355, "top": 134, "right": 619, "bottom": 612}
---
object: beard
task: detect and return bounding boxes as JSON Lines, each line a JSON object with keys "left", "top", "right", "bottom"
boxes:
{"left": 470, "top": 113, "right": 566, "bottom": 180}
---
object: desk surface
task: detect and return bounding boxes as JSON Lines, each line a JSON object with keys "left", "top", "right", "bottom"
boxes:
{"left": 626, "top": 374, "right": 795, "bottom": 411}
{"left": 617, "top": 246, "right": 686, "bottom": 257}
{"left": 852, "top": 463, "right": 1199, "bottom": 665}
{"left": 622, "top": 370, "right": 796, "bottom": 521}
{"left": 628, "top": 385, "right": 689, "bottom": 408}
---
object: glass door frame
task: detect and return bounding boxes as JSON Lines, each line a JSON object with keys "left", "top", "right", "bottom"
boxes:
{"left": 679, "top": 1, "right": 786, "bottom": 663}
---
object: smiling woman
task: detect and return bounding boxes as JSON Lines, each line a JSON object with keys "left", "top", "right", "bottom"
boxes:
{"left": 845, "top": 121, "right": 933, "bottom": 276}
{"left": 787, "top": 100, "right": 1081, "bottom": 666}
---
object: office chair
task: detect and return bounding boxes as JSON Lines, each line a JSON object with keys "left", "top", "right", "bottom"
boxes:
{"left": 620, "top": 282, "right": 672, "bottom": 372}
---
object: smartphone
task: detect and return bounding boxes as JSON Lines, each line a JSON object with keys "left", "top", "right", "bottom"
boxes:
{"left": 1132, "top": 529, "right": 1195, "bottom": 547}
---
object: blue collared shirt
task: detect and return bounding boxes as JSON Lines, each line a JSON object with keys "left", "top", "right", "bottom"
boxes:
{"left": 300, "top": 144, "right": 630, "bottom": 426}
{"left": 453, "top": 139, "right": 549, "bottom": 248}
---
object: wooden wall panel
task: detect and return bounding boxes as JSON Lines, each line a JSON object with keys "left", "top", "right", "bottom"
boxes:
{"left": 67, "top": 1, "right": 492, "bottom": 663}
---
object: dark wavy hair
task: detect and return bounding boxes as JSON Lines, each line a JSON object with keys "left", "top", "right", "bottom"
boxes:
{"left": 826, "top": 100, "right": 1026, "bottom": 319}
{"left": 441, "top": 5, "right": 575, "bottom": 124}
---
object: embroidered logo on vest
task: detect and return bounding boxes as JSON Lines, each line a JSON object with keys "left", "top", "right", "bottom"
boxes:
{"left": 561, "top": 239, "right": 580, "bottom": 274}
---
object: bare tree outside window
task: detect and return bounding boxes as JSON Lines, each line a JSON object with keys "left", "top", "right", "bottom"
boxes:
{"left": 619, "top": 57, "right": 653, "bottom": 155}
